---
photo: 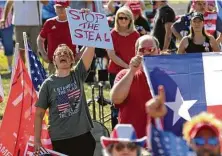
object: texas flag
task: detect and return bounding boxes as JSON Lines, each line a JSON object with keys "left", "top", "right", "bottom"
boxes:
{"left": 0, "top": 75, "right": 3, "bottom": 103}
{"left": 143, "top": 53, "right": 222, "bottom": 136}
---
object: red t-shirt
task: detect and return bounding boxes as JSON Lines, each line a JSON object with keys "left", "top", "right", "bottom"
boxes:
{"left": 108, "top": 29, "right": 140, "bottom": 74}
{"left": 40, "top": 17, "right": 76, "bottom": 61}
{"left": 114, "top": 69, "right": 152, "bottom": 138}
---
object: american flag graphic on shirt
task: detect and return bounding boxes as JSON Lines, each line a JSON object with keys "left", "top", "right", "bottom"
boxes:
{"left": 68, "top": 89, "right": 80, "bottom": 99}
{"left": 56, "top": 94, "right": 70, "bottom": 112}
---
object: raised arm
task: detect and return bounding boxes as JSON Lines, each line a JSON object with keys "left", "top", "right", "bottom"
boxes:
{"left": 81, "top": 47, "right": 95, "bottom": 71}
{"left": 111, "top": 55, "right": 141, "bottom": 104}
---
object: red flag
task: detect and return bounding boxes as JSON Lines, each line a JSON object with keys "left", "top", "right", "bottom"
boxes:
{"left": 0, "top": 75, "right": 3, "bottom": 103}
{"left": 0, "top": 55, "right": 51, "bottom": 156}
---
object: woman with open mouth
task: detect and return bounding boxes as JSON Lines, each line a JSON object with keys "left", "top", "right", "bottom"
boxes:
{"left": 34, "top": 43, "right": 96, "bottom": 156}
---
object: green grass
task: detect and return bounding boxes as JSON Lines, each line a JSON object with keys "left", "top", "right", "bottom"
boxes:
{"left": 0, "top": 51, "right": 112, "bottom": 130}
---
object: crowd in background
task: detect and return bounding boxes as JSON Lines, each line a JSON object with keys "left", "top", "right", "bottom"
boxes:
{"left": 0, "top": 0, "right": 222, "bottom": 156}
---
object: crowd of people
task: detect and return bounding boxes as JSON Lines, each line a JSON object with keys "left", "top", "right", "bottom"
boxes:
{"left": 0, "top": 0, "right": 221, "bottom": 155}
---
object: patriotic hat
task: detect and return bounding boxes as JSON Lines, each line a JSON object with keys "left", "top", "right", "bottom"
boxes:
{"left": 189, "top": 122, "right": 220, "bottom": 139}
{"left": 101, "top": 124, "right": 147, "bottom": 148}
{"left": 54, "top": 0, "right": 70, "bottom": 7}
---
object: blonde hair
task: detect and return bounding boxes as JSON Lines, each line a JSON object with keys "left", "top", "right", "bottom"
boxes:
{"left": 183, "top": 112, "right": 222, "bottom": 143}
{"left": 114, "top": 6, "right": 136, "bottom": 33}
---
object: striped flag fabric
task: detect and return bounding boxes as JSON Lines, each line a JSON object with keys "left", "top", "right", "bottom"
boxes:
{"left": 24, "top": 143, "right": 67, "bottom": 156}
{"left": 68, "top": 89, "right": 80, "bottom": 99}
{"left": 149, "top": 125, "right": 196, "bottom": 156}
{"left": 0, "top": 75, "right": 3, "bottom": 103}
{"left": 26, "top": 44, "right": 47, "bottom": 92}
{"left": 56, "top": 94, "right": 71, "bottom": 112}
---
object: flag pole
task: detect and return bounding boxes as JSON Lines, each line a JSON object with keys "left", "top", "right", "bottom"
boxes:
{"left": 23, "top": 32, "right": 31, "bottom": 78}
{"left": 9, "top": 43, "right": 19, "bottom": 93}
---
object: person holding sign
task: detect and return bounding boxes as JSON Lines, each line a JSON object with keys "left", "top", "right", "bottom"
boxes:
{"left": 34, "top": 44, "right": 96, "bottom": 156}
{"left": 37, "top": 0, "right": 77, "bottom": 74}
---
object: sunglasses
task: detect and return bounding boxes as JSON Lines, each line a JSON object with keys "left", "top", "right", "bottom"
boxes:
{"left": 118, "top": 16, "right": 129, "bottom": 21}
{"left": 114, "top": 142, "right": 138, "bottom": 151}
{"left": 192, "top": 137, "right": 219, "bottom": 146}
{"left": 138, "top": 47, "right": 157, "bottom": 54}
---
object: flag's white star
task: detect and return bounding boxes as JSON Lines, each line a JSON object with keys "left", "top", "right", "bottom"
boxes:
{"left": 34, "top": 77, "right": 38, "bottom": 81}
{"left": 165, "top": 88, "right": 197, "bottom": 125}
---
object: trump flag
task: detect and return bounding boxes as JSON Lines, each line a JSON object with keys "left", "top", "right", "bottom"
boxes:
{"left": 143, "top": 53, "right": 222, "bottom": 136}
{"left": 0, "top": 55, "right": 38, "bottom": 155}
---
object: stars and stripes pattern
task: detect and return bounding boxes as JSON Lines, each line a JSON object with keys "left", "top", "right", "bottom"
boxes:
{"left": 27, "top": 44, "right": 47, "bottom": 92}
{"left": 68, "top": 89, "right": 80, "bottom": 99}
{"left": 24, "top": 143, "right": 67, "bottom": 156}
{"left": 150, "top": 126, "right": 196, "bottom": 156}
{"left": 56, "top": 94, "right": 70, "bottom": 112}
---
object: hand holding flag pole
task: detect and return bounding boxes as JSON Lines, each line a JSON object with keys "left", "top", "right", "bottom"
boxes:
{"left": 146, "top": 85, "right": 167, "bottom": 118}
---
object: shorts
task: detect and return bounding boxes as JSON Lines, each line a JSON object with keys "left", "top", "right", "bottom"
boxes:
{"left": 0, "top": 25, "right": 14, "bottom": 56}
{"left": 15, "top": 25, "right": 41, "bottom": 53}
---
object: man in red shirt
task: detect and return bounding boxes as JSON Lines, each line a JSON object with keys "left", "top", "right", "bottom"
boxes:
{"left": 37, "top": 0, "right": 77, "bottom": 74}
{"left": 110, "top": 35, "right": 167, "bottom": 138}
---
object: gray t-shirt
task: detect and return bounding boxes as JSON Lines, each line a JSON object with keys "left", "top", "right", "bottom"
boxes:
{"left": 36, "top": 60, "right": 93, "bottom": 141}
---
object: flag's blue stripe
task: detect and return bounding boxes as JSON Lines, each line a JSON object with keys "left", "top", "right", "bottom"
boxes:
{"left": 143, "top": 53, "right": 207, "bottom": 136}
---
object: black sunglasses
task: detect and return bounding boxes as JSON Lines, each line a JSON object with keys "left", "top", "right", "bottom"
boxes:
{"left": 118, "top": 17, "right": 129, "bottom": 21}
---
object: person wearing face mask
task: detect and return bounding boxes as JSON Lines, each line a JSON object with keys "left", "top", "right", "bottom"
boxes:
{"left": 177, "top": 12, "right": 220, "bottom": 54}
{"left": 34, "top": 44, "right": 96, "bottom": 156}
{"left": 110, "top": 34, "right": 168, "bottom": 138}
{"left": 183, "top": 112, "right": 222, "bottom": 156}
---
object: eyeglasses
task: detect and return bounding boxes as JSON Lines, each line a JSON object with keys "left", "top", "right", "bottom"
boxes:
{"left": 118, "top": 16, "right": 129, "bottom": 21}
{"left": 114, "top": 142, "right": 138, "bottom": 151}
{"left": 192, "top": 137, "right": 219, "bottom": 146}
{"left": 54, "top": 51, "right": 70, "bottom": 57}
{"left": 138, "top": 47, "right": 157, "bottom": 54}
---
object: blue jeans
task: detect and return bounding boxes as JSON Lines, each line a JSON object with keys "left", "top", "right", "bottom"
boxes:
{"left": 0, "top": 25, "right": 14, "bottom": 56}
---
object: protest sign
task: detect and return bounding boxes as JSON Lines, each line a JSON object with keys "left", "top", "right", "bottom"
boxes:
{"left": 66, "top": 8, "right": 113, "bottom": 50}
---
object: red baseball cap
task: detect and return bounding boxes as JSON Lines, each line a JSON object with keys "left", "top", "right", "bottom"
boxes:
{"left": 54, "top": 0, "right": 70, "bottom": 7}
{"left": 189, "top": 122, "right": 220, "bottom": 139}
{"left": 127, "top": 2, "right": 142, "bottom": 15}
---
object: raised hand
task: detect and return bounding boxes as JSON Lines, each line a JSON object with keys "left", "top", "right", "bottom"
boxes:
{"left": 146, "top": 85, "right": 167, "bottom": 118}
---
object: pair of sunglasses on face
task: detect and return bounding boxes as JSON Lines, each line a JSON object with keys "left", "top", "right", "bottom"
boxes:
{"left": 114, "top": 142, "right": 138, "bottom": 152}
{"left": 138, "top": 47, "right": 157, "bottom": 54}
{"left": 118, "top": 16, "right": 129, "bottom": 21}
{"left": 192, "top": 137, "right": 219, "bottom": 146}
